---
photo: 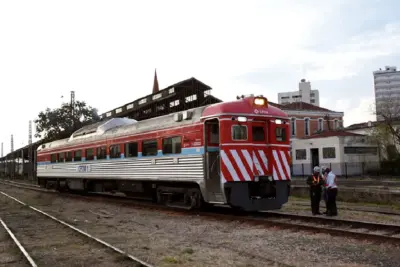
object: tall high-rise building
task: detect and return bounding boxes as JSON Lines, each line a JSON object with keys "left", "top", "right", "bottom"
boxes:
{"left": 278, "top": 79, "right": 320, "bottom": 106}
{"left": 373, "top": 66, "right": 400, "bottom": 121}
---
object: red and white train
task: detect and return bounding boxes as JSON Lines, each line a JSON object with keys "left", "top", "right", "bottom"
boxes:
{"left": 36, "top": 95, "right": 291, "bottom": 211}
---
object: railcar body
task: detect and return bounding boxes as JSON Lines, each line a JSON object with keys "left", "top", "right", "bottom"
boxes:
{"left": 36, "top": 96, "right": 291, "bottom": 211}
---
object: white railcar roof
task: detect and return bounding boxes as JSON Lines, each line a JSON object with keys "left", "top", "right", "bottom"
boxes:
{"left": 38, "top": 105, "right": 208, "bottom": 152}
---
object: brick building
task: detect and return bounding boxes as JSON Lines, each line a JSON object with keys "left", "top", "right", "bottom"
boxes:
{"left": 270, "top": 102, "right": 344, "bottom": 139}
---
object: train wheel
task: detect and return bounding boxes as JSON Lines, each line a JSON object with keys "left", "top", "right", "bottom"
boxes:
{"left": 186, "top": 188, "right": 202, "bottom": 209}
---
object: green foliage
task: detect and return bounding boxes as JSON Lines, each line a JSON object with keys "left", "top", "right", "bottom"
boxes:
{"left": 34, "top": 100, "right": 100, "bottom": 141}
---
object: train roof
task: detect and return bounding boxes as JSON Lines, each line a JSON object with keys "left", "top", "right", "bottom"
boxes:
{"left": 38, "top": 105, "right": 207, "bottom": 152}
{"left": 201, "top": 96, "right": 288, "bottom": 119}
{"left": 38, "top": 96, "right": 288, "bottom": 153}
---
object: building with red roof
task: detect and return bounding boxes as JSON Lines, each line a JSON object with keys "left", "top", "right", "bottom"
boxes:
{"left": 269, "top": 101, "right": 344, "bottom": 140}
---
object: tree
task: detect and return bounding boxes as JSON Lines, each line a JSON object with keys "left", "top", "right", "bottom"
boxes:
{"left": 375, "top": 96, "right": 400, "bottom": 142}
{"left": 370, "top": 95, "right": 400, "bottom": 159}
{"left": 34, "top": 100, "right": 100, "bottom": 142}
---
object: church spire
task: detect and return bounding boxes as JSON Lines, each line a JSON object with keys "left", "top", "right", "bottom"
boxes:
{"left": 152, "top": 69, "right": 159, "bottom": 94}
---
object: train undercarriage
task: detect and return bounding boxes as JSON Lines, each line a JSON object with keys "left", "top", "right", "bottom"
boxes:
{"left": 38, "top": 178, "right": 205, "bottom": 210}
{"left": 38, "top": 177, "right": 291, "bottom": 212}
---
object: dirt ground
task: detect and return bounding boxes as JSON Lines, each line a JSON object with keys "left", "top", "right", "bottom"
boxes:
{"left": 0, "top": 193, "right": 138, "bottom": 267}
{"left": 0, "top": 184, "right": 399, "bottom": 267}
{"left": 0, "top": 224, "right": 29, "bottom": 267}
{"left": 282, "top": 199, "right": 400, "bottom": 225}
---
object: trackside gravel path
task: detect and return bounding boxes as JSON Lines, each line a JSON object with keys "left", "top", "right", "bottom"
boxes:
{"left": 1, "top": 183, "right": 400, "bottom": 267}
{"left": 0, "top": 194, "right": 140, "bottom": 267}
{"left": 0, "top": 223, "right": 30, "bottom": 267}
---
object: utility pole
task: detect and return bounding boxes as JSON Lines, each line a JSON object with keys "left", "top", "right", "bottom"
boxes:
{"left": 10, "top": 134, "right": 14, "bottom": 179}
{"left": 70, "top": 90, "right": 75, "bottom": 116}
{"left": 1, "top": 142, "right": 3, "bottom": 158}
{"left": 11, "top": 135, "right": 14, "bottom": 152}
{"left": 29, "top": 120, "right": 32, "bottom": 145}
{"left": 28, "top": 120, "right": 33, "bottom": 180}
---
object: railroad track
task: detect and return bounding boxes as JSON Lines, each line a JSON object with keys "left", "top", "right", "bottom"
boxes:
{"left": 288, "top": 200, "right": 400, "bottom": 216}
{"left": 2, "top": 179, "right": 400, "bottom": 245}
{"left": 0, "top": 186, "right": 153, "bottom": 267}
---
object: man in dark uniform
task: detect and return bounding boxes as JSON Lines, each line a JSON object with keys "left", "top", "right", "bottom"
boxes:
{"left": 306, "top": 166, "right": 324, "bottom": 215}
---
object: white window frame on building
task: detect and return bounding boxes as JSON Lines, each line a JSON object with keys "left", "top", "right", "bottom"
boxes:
{"left": 304, "top": 117, "right": 310, "bottom": 136}
{"left": 290, "top": 118, "right": 296, "bottom": 136}
{"left": 334, "top": 119, "right": 339, "bottom": 129}
{"left": 318, "top": 118, "right": 323, "bottom": 131}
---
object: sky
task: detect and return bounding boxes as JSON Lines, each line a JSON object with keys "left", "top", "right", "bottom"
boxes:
{"left": 1, "top": 0, "right": 400, "bottom": 154}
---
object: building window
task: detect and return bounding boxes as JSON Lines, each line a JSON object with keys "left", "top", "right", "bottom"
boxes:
{"left": 334, "top": 120, "right": 339, "bottom": 129}
{"left": 318, "top": 118, "right": 323, "bottom": 131}
{"left": 185, "top": 94, "right": 197, "bottom": 103}
{"left": 86, "top": 149, "right": 94, "bottom": 161}
{"left": 304, "top": 118, "right": 310, "bottom": 136}
{"left": 344, "top": 147, "right": 378, "bottom": 155}
{"left": 142, "top": 140, "right": 158, "bottom": 156}
{"left": 276, "top": 127, "right": 287, "bottom": 142}
{"left": 310, "top": 93, "right": 315, "bottom": 97}
{"left": 163, "top": 136, "right": 182, "bottom": 154}
{"left": 295, "top": 149, "right": 306, "bottom": 160}
{"left": 97, "top": 146, "right": 107, "bottom": 160}
{"left": 290, "top": 118, "right": 296, "bottom": 136}
{"left": 310, "top": 99, "right": 315, "bottom": 103}
{"left": 125, "top": 142, "right": 138, "bottom": 157}
{"left": 170, "top": 100, "right": 180, "bottom": 107}
{"left": 252, "top": 126, "right": 265, "bottom": 141}
{"left": 74, "top": 150, "right": 82, "bottom": 161}
{"left": 323, "top": 147, "right": 336, "bottom": 159}
{"left": 232, "top": 125, "right": 248, "bottom": 140}
{"left": 109, "top": 145, "right": 121, "bottom": 159}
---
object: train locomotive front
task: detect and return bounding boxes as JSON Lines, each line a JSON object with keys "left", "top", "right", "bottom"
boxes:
{"left": 201, "top": 96, "right": 291, "bottom": 211}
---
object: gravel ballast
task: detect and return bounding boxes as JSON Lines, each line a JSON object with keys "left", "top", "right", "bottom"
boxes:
{"left": 1, "top": 184, "right": 400, "bottom": 267}
{"left": 0, "top": 193, "right": 138, "bottom": 267}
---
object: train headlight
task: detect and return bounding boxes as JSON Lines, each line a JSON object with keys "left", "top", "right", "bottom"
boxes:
{"left": 237, "top": 116, "right": 247, "bottom": 122}
{"left": 254, "top": 176, "right": 259, "bottom": 182}
{"left": 254, "top": 98, "right": 266, "bottom": 106}
{"left": 275, "top": 119, "right": 282, "bottom": 124}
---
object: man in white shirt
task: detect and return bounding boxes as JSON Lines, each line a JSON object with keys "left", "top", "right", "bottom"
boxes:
{"left": 322, "top": 167, "right": 338, "bottom": 216}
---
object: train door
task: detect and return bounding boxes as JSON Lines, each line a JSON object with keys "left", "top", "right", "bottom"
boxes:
{"left": 204, "top": 118, "right": 224, "bottom": 203}
{"left": 251, "top": 120, "right": 270, "bottom": 177}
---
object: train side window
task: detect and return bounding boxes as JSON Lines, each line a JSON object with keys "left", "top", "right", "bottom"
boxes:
{"left": 86, "top": 148, "right": 94, "bottom": 161}
{"left": 142, "top": 140, "right": 158, "bottom": 156}
{"left": 65, "top": 152, "right": 73, "bottom": 162}
{"left": 276, "top": 128, "right": 287, "bottom": 142}
{"left": 50, "top": 154, "right": 57, "bottom": 163}
{"left": 232, "top": 125, "right": 248, "bottom": 140}
{"left": 110, "top": 145, "right": 121, "bottom": 159}
{"left": 74, "top": 150, "right": 82, "bottom": 161}
{"left": 97, "top": 146, "right": 107, "bottom": 160}
{"left": 210, "top": 123, "right": 219, "bottom": 144}
{"left": 58, "top": 152, "right": 65, "bottom": 162}
{"left": 125, "top": 142, "right": 138, "bottom": 157}
{"left": 252, "top": 126, "right": 265, "bottom": 141}
{"left": 163, "top": 136, "right": 182, "bottom": 154}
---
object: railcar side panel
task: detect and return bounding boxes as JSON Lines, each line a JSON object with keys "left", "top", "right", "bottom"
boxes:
{"left": 37, "top": 154, "right": 204, "bottom": 181}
